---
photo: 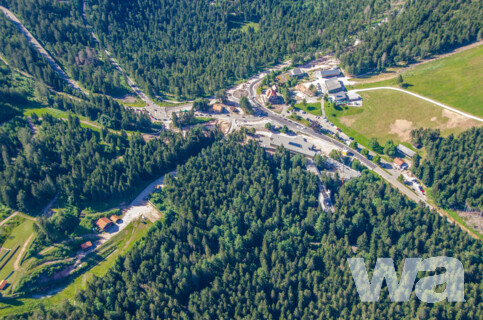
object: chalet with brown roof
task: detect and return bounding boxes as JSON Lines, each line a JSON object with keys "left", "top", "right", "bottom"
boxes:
{"left": 266, "top": 85, "right": 280, "bottom": 104}
{"left": 110, "top": 215, "right": 121, "bottom": 223}
{"left": 95, "top": 217, "right": 112, "bottom": 231}
{"left": 393, "top": 157, "right": 408, "bottom": 169}
{"left": 212, "top": 103, "right": 225, "bottom": 113}
{"left": 0, "top": 280, "right": 7, "bottom": 290}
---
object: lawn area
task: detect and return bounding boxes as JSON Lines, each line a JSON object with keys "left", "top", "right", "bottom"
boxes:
{"left": 23, "top": 107, "right": 89, "bottom": 122}
{"left": 120, "top": 99, "right": 146, "bottom": 108}
{"left": 195, "top": 117, "right": 215, "bottom": 124}
{"left": 0, "top": 220, "right": 154, "bottom": 317}
{"left": 327, "top": 90, "right": 482, "bottom": 148}
{"left": 0, "top": 219, "right": 36, "bottom": 292}
{"left": 294, "top": 102, "right": 322, "bottom": 116}
{"left": 352, "top": 44, "right": 483, "bottom": 117}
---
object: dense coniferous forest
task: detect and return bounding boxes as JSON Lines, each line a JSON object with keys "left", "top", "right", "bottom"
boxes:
{"left": 412, "top": 127, "right": 483, "bottom": 210}
{"left": 85, "top": 0, "right": 391, "bottom": 98}
{"left": 0, "top": 10, "right": 147, "bottom": 129}
{"left": 0, "top": 115, "right": 220, "bottom": 213}
{"left": 0, "top": 14, "right": 67, "bottom": 92}
{"left": 21, "top": 140, "right": 482, "bottom": 319}
{"left": 1, "top": 0, "right": 128, "bottom": 95}
{"left": 47, "top": 94, "right": 153, "bottom": 131}
{"left": 342, "top": 0, "right": 483, "bottom": 75}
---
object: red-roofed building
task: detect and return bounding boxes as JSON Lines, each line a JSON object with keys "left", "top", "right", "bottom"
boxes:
{"left": 0, "top": 280, "right": 7, "bottom": 290}
{"left": 95, "top": 217, "right": 112, "bottom": 231}
{"left": 393, "top": 157, "right": 408, "bottom": 169}
{"left": 266, "top": 85, "right": 280, "bottom": 104}
{"left": 80, "top": 241, "right": 93, "bottom": 250}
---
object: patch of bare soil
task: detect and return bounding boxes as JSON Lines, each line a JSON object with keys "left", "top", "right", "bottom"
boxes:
{"left": 295, "top": 84, "right": 315, "bottom": 97}
{"left": 216, "top": 119, "right": 231, "bottom": 134}
{"left": 143, "top": 134, "right": 158, "bottom": 142}
{"left": 441, "top": 109, "right": 481, "bottom": 130}
{"left": 116, "top": 94, "right": 139, "bottom": 103}
{"left": 389, "top": 119, "right": 413, "bottom": 142}
{"left": 340, "top": 117, "right": 356, "bottom": 126}
{"left": 458, "top": 210, "right": 483, "bottom": 234}
{"left": 270, "top": 104, "right": 285, "bottom": 113}
{"left": 233, "top": 89, "right": 249, "bottom": 99}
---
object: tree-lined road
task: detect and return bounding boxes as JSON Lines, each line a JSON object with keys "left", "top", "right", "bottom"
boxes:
{"left": 0, "top": 6, "right": 87, "bottom": 95}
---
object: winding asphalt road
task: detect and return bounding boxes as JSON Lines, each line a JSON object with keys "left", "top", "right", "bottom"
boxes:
{"left": 0, "top": 6, "right": 87, "bottom": 95}
{"left": 351, "top": 87, "right": 483, "bottom": 122}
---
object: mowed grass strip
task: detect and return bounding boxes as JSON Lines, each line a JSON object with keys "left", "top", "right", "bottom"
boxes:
{"left": 294, "top": 102, "right": 322, "bottom": 116}
{"left": 327, "top": 90, "right": 481, "bottom": 147}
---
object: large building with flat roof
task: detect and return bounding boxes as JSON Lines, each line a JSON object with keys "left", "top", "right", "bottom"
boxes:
{"left": 323, "top": 79, "right": 343, "bottom": 94}
{"left": 259, "top": 134, "right": 316, "bottom": 158}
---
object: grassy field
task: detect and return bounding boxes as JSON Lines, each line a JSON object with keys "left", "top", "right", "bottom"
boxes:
{"left": 0, "top": 219, "right": 36, "bottom": 292}
{"left": 120, "top": 99, "right": 146, "bottom": 108}
{"left": 0, "top": 220, "right": 154, "bottom": 317}
{"left": 294, "top": 102, "right": 322, "bottom": 116}
{"left": 352, "top": 44, "right": 483, "bottom": 117}
{"left": 23, "top": 107, "right": 89, "bottom": 122}
{"left": 288, "top": 113, "right": 310, "bottom": 127}
{"left": 327, "top": 90, "right": 481, "bottom": 147}
{"left": 195, "top": 117, "right": 215, "bottom": 124}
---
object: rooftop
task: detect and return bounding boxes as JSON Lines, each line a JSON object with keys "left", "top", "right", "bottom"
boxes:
{"left": 320, "top": 68, "right": 341, "bottom": 78}
{"left": 110, "top": 215, "right": 122, "bottom": 223}
{"left": 393, "top": 157, "right": 406, "bottom": 166}
{"left": 347, "top": 92, "right": 361, "bottom": 101}
{"left": 329, "top": 92, "right": 347, "bottom": 101}
{"left": 259, "top": 134, "right": 316, "bottom": 157}
{"left": 397, "top": 144, "right": 417, "bottom": 158}
{"left": 290, "top": 68, "right": 304, "bottom": 75}
{"left": 324, "top": 79, "right": 342, "bottom": 92}
{"left": 80, "top": 241, "right": 93, "bottom": 250}
{"left": 96, "top": 217, "right": 112, "bottom": 230}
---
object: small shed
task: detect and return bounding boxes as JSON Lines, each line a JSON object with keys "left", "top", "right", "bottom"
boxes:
{"left": 80, "top": 241, "right": 93, "bottom": 250}
{"left": 290, "top": 68, "right": 306, "bottom": 78}
{"left": 393, "top": 157, "right": 408, "bottom": 169}
{"left": 110, "top": 215, "right": 121, "bottom": 224}
{"left": 0, "top": 280, "right": 7, "bottom": 290}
